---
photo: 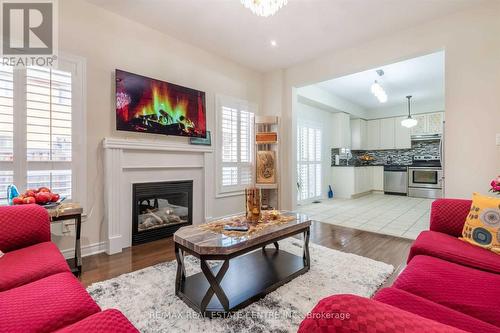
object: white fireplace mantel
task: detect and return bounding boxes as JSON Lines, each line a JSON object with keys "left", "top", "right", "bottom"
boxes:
{"left": 102, "top": 137, "right": 214, "bottom": 254}
{"left": 102, "top": 137, "right": 214, "bottom": 153}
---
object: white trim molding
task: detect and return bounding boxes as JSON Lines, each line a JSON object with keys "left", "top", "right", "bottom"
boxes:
{"left": 61, "top": 241, "right": 107, "bottom": 260}
{"left": 103, "top": 137, "right": 214, "bottom": 153}
{"left": 102, "top": 137, "right": 213, "bottom": 254}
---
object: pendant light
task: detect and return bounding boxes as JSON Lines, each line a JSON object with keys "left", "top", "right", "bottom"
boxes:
{"left": 401, "top": 95, "right": 418, "bottom": 128}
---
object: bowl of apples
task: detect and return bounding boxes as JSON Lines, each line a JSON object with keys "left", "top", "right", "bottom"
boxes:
{"left": 12, "top": 187, "right": 62, "bottom": 208}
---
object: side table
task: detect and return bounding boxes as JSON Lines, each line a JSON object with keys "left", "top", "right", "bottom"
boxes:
{"left": 47, "top": 203, "right": 83, "bottom": 276}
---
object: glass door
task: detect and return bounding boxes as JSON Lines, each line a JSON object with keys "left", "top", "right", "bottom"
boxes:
{"left": 297, "top": 123, "right": 322, "bottom": 203}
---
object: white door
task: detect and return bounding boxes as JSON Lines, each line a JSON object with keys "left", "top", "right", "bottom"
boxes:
{"left": 297, "top": 123, "right": 322, "bottom": 203}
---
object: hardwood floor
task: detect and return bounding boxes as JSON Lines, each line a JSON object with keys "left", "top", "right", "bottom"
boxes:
{"left": 79, "top": 221, "right": 413, "bottom": 288}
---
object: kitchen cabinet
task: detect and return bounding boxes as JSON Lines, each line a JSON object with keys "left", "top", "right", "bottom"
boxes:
{"left": 354, "top": 167, "right": 373, "bottom": 194}
{"left": 394, "top": 116, "right": 412, "bottom": 149}
{"left": 410, "top": 114, "right": 427, "bottom": 135}
{"left": 411, "top": 112, "right": 444, "bottom": 135}
{"left": 332, "top": 113, "right": 351, "bottom": 148}
{"left": 427, "top": 112, "right": 444, "bottom": 134}
{"left": 331, "top": 166, "right": 383, "bottom": 198}
{"left": 350, "top": 113, "right": 439, "bottom": 151}
{"left": 372, "top": 166, "right": 384, "bottom": 191}
{"left": 331, "top": 167, "right": 355, "bottom": 199}
{"left": 350, "top": 118, "right": 367, "bottom": 150}
{"left": 380, "top": 118, "right": 395, "bottom": 149}
{"left": 366, "top": 120, "right": 380, "bottom": 150}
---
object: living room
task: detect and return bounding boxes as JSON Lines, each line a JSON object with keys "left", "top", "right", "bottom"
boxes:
{"left": 0, "top": 1, "right": 499, "bottom": 333}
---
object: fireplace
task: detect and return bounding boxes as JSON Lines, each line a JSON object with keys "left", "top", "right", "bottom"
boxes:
{"left": 132, "top": 180, "right": 193, "bottom": 245}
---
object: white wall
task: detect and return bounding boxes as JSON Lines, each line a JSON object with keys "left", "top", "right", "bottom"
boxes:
{"left": 54, "top": 0, "right": 263, "bottom": 254}
{"left": 279, "top": 2, "right": 500, "bottom": 209}
{"left": 261, "top": 69, "right": 285, "bottom": 116}
{"left": 297, "top": 85, "right": 368, "bottom": 118}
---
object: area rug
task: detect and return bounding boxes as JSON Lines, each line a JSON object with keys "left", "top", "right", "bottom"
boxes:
{"left": 87, "top": 239, "right": 394, "bottom": 333}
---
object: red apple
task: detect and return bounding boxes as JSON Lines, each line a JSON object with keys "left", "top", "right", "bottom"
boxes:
{"left": 38, "top": 187, "right": 51, "bottom": 193}
{"left": 35, "top": 192, "right": 51, "bottom": 204}
{"left": 12, "top": 196, "right": 24, "bottom": 205}
{"left": 24, "top": 189, "right": 37, "bottom": 198}
{"left": 24, "top": 197, "right": 36, "bottom": 204}
{"left": 50, "top": 193, "right": 60, "bottom": 202}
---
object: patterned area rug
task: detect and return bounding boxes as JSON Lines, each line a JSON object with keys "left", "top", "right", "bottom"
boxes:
{"left": 87, "top": 239, "right": 393, "bottom": 333}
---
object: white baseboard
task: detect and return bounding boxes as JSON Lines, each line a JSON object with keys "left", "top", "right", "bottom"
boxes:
{"left": 60, "top": 241, "right": 107, "bottom": 260}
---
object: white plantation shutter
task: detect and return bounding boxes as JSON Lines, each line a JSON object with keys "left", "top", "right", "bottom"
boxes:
{"left": 297, "top": 123, "right": 322, "bottom": 202}
{"left": 0, "top": 65, "right": 14, "bottom": 161}
{"left": 239, "top": 110, "right": 254, "bottom": 186}
{"left": 0, "top": 65, "right": 14, "bottom": 204}
{"left": 218, "top": 96, "right": 255, "bottom": 194}
{"left": 26, "top": 67, "right": 72, "bottom": 198}
{"left": 27, "top": 67, "right": 72, "bottom": 162}
{"left": 0, "top": 56, "right": 85, "bottom": 207}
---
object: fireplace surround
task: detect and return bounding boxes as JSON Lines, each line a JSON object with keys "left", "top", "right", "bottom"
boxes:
{"left": 103, "top": 137, "right": 213, "bottom": 255}
{"left": 132, "top": 180, "right": 193, "bottom": 245}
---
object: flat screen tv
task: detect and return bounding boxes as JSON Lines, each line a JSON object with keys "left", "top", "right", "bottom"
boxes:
{"left": 115, "top": 69, "right": 206, "bottom": 137}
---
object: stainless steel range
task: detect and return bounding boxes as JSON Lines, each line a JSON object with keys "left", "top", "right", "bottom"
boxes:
{"left": 408, "top": 155, "right": 443, "bottom": 199}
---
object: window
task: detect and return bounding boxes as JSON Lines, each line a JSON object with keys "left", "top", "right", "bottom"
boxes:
{"left": 0, "top": 56, "right": 86, "bottom": 206}
{"left": 216, "top": 95, "right": 255, "bottom": 195}
{"left": 0, "top": 65, "right": 14, "bottom": 204}
{"left": 297, "top": 123, "right": 322, "bottom": 202}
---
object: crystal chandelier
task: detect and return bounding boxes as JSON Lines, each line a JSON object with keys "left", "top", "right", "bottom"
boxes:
{"left": 240, "top": 0, "right": 288, "bottom": 17}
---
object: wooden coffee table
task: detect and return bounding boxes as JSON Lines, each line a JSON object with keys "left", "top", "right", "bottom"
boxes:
{"left": 173, "top": 212, "right": 311, "bottom": 317}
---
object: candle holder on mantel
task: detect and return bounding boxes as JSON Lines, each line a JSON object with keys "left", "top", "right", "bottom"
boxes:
{"left": 245, "top": 187, "right": 261, "bottom": 223}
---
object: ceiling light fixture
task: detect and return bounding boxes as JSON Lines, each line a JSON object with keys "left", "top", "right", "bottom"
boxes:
{"left": 401, "top": 95, "right": 418, "bottom": 128}
{"left": 370, "top": 69, "right": 387, "bottom": 103}
{"left": 270, "top": 40, "right": 277, "bottom": 47}
{"left": 240, "top": 0, "right": 288, "bottom": 17}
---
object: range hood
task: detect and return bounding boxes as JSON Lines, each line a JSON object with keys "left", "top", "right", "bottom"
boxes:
{"left": 411, "top": 134, "right": 441, "bottom": 141}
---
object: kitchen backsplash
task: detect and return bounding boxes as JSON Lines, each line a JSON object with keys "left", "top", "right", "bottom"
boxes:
{"left": 331, "top": 140, "right": 440, "bottom": 166}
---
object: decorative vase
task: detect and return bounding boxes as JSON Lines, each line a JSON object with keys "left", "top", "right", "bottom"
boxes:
{"left": 245, "top": 187, "right": 261, "bottom": 222}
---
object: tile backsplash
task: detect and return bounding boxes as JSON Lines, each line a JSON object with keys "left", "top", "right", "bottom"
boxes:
{"left": 331, "top": 140, "right": 440, "bottom": 166}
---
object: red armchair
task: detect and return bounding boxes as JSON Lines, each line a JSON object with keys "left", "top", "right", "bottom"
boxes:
{"left": 299, "top": 199, "right": 500, "bottom": 333}
{"left": 0, "top": 204, "right": 70, "bottom": 291}
{"left": 298, "top": 294, "right": 468, "bottom": 333}
{"left": 0, "top": 204, "right": 51, "bottom": 252}
{"left": 408, "top": 199, "right": 500, "bottom": 274}
{"left": 0, "top": 204, "right": 138, "bottom": 333}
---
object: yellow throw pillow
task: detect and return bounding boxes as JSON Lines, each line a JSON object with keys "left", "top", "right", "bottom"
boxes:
{"left": 461, "top": 192, "right": 500, "bottom": 254}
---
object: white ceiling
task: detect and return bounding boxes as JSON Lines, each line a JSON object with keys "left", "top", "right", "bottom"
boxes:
{"left": 86, "top": 0, "right": 483, "bottom": 72}
{"left": 316, "top": 51, "right": 445, "bottom": 111}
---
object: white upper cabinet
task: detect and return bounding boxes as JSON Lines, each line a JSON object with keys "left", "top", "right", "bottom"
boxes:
{"left": 410, "top": 114, "right": 427, "bottom": 135}
{"left": 349, "top": 112, "right": 442, "bottom": 151}
{"left": 411, "top": 112, "right": 444, "bottom": 135}
{"left": 350, "top": 118, "right": 367, "bottom": 150}
{"left": 332, "top": 113, "right": 351, "bottom": 148}
{"left": 394, "top": 116, "right": 412, "bottom": 149}
{"left": 427, "top": 112, "right": 444, "bottom": 134}
{"left": 366, "top": 119, "right": 380, "bottom": 150}
{"left": 380, "top": 118, "right": 395, "bottom": 149}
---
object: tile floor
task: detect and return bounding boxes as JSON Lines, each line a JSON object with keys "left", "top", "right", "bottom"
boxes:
{"left": 295, "top": 193, "right": 433, "bottom": 239}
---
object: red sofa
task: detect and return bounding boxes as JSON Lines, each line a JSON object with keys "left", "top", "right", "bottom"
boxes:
{"left": 299, "top": 199, "right": 500, "bottom": 333}
{"left": 0, "top": 204, "right": 138, "bottom": 333}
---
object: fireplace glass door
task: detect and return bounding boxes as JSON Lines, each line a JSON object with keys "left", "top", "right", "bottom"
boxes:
{"left": 133, "top": 180, "right": 192, "bottom": 245}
